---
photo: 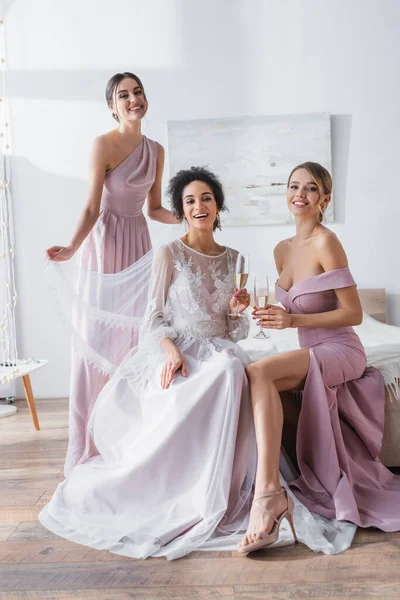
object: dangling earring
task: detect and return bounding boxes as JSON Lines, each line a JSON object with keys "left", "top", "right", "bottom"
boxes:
{"left": 184, "top": 217, "right": 188, "bottom": 233}
{"left": 318, "top": 204, "right": 325, "bottom": 222}
{"left": 216, "top": 213, "right": 222, "bottom": 230}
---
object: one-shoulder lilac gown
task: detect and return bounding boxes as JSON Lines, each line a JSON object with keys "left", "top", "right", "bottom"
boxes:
{"left": 65, "top": 136, "right": 158, "bottom": 475}
{"left": 275, "top": 267, "right": 400, "bottom": 531}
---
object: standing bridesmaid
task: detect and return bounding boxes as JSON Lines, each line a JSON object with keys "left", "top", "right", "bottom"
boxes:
{"left": 46, "top": 72, "right": 178, "bottom": 474}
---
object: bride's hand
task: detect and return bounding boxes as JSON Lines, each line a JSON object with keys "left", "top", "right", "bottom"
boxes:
{"left": 46, "top": 245, "right": 75, "bottom": 262}
{"left": 161, "top": 351, "right": 188, "bottom": 390}
{"left": 253, "top": 305, "right": 293, "bottom": 329}
{"left": 229, "top": 288, "right": 251, "bottom": 314}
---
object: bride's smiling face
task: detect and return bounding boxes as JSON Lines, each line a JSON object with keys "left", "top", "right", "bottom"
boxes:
{"left": 182, "top": 181, "right": 218, "bottom": 232}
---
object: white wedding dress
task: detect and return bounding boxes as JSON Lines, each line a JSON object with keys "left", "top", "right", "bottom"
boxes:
{"left": 39, "top": 239, "right": 355, "bottom": 559}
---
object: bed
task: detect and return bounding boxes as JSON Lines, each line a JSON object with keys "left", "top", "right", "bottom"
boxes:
{"left": 239, "top": 289, "right": 400, "bottom": 467}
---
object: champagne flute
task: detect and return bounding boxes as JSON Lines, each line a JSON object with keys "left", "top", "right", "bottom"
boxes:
{"left": 229, "top": 253, "right": 250, "bottom": 317}
{"left": 253, "top": 275, "right": 269, "bottom": 339}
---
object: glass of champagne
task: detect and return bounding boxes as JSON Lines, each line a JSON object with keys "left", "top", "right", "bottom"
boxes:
{"left": 253, "top": 275, "right": 269, "bottom": 339}
{"left": 230, "top": 253, "right": 250, "bottom": 317}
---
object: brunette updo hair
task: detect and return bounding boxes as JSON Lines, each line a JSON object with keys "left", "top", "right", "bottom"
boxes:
{"left": 287, "top": 161, "right": 332, "bottom": 222}
{"left": 105, "top": 72, "right": 147, "bottom": 122}
{"left": 167, "top": 166, "right": 227, "bottom": 231}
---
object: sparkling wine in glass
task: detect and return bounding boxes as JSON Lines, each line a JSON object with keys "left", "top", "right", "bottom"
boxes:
{"left": 229, "top": 253, "right": 250, "bottom": 317}
{"left": 254, "top": 275, "right": 269, "bottom": 339}
{"left": 234, "top": 272, "right": 249, "bottom": 290}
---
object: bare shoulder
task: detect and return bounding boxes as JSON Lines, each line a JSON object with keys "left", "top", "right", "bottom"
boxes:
{"left": 274, "top": 237, "right": 292, "bottom": 259}
{"left": 314, "top": 228, "right": 342, "bottom": 251}
{"left": 91, "top": 132, "right": 114, "bottom": 156}
{"left": 313, "top": 228, "right": 348, "bottom": 270}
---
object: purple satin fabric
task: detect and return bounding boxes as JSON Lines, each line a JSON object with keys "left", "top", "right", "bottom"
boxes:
{"left": 276, "top": 267, "right": 400, "bottom": 530}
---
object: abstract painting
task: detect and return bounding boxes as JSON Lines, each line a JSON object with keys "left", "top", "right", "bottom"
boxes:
{"left": 167, "top": 112, "right": 332, "bottom": 226}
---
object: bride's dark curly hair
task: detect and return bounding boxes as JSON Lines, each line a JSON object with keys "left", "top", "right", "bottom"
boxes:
{"left": 167, "top": 166, "right": 227, "bottom": 231}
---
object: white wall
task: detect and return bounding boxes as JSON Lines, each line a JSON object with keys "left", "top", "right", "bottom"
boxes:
{"left": 3, "top": 0, "right": 400, "bottom": 398}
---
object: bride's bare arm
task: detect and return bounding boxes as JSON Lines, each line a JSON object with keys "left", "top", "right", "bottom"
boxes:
{"left": 46, "top": 137, "right": 108, "bottom": 261}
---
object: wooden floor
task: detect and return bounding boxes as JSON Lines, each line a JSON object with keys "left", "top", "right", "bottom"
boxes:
{"left": 0, "top": 400, "right": 400, "bottom": 600}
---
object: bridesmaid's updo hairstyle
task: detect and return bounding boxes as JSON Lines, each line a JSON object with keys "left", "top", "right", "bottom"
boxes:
{"left": 105, "top": 72, "right": 147, "bottom": 122}
{"left": 167, "top": 166, "right": 227, "bottom": 231}
{"left": 288, "top": 161, "right": 332, "bottom": 222}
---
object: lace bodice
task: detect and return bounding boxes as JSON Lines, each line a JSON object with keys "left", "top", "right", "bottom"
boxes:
{"left": 140, "top": 239, "right": 249, "bottom": 351}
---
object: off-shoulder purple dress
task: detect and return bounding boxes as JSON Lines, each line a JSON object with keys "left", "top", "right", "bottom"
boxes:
{"left": 275, "top": 267, "right": 400, "bottom": 531}
{"left": 65, "top": 136, "right": 158, "bottom": 475}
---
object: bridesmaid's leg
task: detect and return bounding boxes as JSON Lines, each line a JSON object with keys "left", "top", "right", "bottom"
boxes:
{"left": 239, "top": 348, "right": 310, "bottom": 548}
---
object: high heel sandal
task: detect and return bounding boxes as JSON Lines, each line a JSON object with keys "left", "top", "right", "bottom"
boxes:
{"left": 237, "top": 486, "right": 298, "bottom": 555}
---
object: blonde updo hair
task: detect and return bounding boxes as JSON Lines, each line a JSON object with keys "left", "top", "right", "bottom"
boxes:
{"left": 287, "top": 162, "right": 332, "bottom": 222}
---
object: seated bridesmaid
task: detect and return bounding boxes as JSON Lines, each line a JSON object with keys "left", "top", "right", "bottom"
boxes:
{"left": 238, "top": 161, "right": 400, "bottom": 554}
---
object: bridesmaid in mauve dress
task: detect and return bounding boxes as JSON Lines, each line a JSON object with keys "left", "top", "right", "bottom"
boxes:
{"left": 46, "top": 72, "right": 178, "bottom": 475}
{"left": 238, "top": 161, "right": 400, "bottom": 555}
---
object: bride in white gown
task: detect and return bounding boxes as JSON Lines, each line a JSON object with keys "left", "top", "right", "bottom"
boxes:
{"left": 39, "top": 167, "right": 356, "bottom": 559}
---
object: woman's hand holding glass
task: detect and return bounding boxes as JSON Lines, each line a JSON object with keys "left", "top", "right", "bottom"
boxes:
{"left": 229, "top": 253, "right": 250, "bottom": 317}
{"left": 253, "top": 304, "right": 293, "bottom": 330}
{"left": 229, "top": 288, "right": 251, "bottom": 316}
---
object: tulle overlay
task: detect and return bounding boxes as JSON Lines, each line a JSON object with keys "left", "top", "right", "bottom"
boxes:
{"left": 64, "top": 136, "right": 158, "bottom": 474}
{"left": 40, "top": 241, "right": 357, "bottom": 559}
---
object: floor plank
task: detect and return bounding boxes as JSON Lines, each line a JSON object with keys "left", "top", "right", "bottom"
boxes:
{"left": 8, "top": 522, "right": 60, "bottom": 542}
{"left": 0, "top": 525, "right": 19, "bottom": 542}
{"left": 353, "top": 527, "right": 400, "bottom": 545}
{"left": 1, "top": 542, "right": 400, "bottom": 590}
{"left": 0, "top": 507, "right": 41, "bottom": 524}
{"left": 0, "top": 480, "right": 59, "bottom": 507}
{"left": 234, "top": 583, "right": 400, "bottom": 599}
{"left": 0, "top": 440, "right": 67, "bottom": 457}
{"left": 35, "top": 492, "right": 55, "bottom": 510}
{"left": 0, "top": 458, "right": 64, "bottom": 470}
{"left": 0, "top": 468, "right": 62, "bottom": 481}
{"left": 0, "top": 587, "right": 234, "bottom": 600}
{"left": 0, "top": 540, "right": 130, "bottom": 564}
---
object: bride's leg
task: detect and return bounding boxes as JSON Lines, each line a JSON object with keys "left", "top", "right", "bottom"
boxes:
{"left": 239, "top": 348, "right": 310, "bottom": 548}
